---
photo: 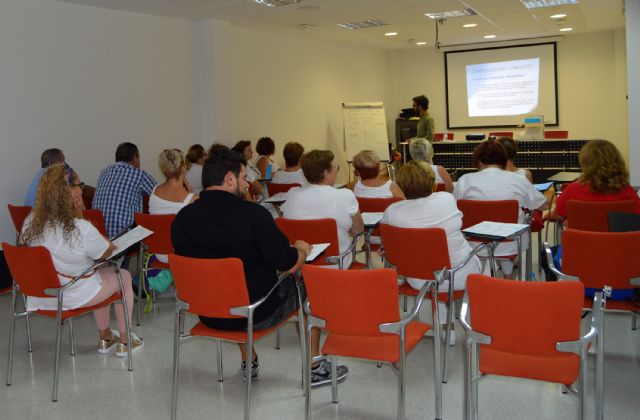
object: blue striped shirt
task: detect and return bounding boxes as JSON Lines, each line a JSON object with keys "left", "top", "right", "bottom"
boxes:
{"left": 92, "top": 162, "right": 157, "bottom": 237}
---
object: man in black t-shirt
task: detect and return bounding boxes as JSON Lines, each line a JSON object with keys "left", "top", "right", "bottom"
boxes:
{"left": 171, "top": 149, "right": 348, "bottom": 386}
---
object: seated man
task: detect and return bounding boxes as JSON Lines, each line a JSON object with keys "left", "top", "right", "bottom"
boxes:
{"left": 92, "top": 142, "right": 157, "bottom": 237}
{"left": 25, "top": 148, "right": 80, "bottom": 207}
{"left": 171, "top": 149, "right": 348, "bottom": 386}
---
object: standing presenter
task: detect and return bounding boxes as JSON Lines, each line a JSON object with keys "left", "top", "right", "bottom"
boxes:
{"left": 412, "top": 95, "right": 434, "bottom": 143}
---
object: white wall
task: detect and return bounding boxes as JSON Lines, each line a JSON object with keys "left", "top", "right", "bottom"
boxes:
{"left": 627, "top": 0, "right": 640, "bottom": 184}
{"left": 0, "top": 0, "right": 200, "bottom": 242}
{"left": 389, "top": 31, "right": 629, "bottom": 159}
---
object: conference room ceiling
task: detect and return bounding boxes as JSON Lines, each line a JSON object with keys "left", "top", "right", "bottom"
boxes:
{"left": 60, "top": 0, "right": 625, "bottom": 49}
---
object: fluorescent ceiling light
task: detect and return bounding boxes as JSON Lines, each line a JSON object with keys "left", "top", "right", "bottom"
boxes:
{"left": 338, "top": 19, "right": 388, "bottom": 30}
{"left": 385, "top": 32, "right": 398, "bottom": 36}
{"left": 521, "top": 0, "right": 578, "bottom": 9}
{"left": 416, "top": 41, "right": 427, "bottom": 45}
{"left": 550, "top": 13, "right": 567, "bottom": 18}
{"left": 252, "top": 0, "right": 301, "bottom": 7}
{"left": 559, "top": 27, "right": 573, "bottom": 31}
{"left": 425, "top": 8, "right": 477, "bottom": 20}
{"left": 463, "top": 23, "right": 478, "bottom": 28}
{"left": 483, "top": 35, "right": 496, "bottom": 39}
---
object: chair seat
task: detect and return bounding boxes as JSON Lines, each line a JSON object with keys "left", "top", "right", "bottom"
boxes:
{"left": 37, "top": 293, "right": 122, "bottom": 320}
{"left": 189, "top": 311, "right": 296, "bottom": 343}
{"left": 399, "top": 283, "right": 464, "bottom": 304}
{"left": 149, "top": 260, "right": 170, "bottom": 270}
{"left": 480, "top": 347, "right": 580, "bottom": 385}
{"left": 321, "top": 321, "right": 430, "bottom": 363}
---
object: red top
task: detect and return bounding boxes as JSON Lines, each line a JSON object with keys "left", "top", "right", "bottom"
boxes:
{"left": 556, "top": 181, "right": 640, "bottom": 218}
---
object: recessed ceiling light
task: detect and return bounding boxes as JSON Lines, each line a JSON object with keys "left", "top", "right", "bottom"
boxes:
{"left": 521, "top": 0, "right": 578, "bottom": 9}
{"left": 385, "top": 32, "right": 398, "bottom": 36}
{"left": 463, "top": 23, "right": 478, "bottom": 28}
{"left": 484, "top": 34, "right": 496, "bottom": 39}
{"left": 559, "top": 27, "right": 573, "bottom": 31}
{"left": 550, "top": 13, "right": 567, "bottom": 18}
{"left": 416, "top": 42, "right": 427, "bottom": 45}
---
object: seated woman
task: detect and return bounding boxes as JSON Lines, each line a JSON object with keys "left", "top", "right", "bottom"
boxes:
{"left": 271, "top": 142, "right": 308, "bottom": 186}
{"left": 232, "top": 140, "right": 264, "bottom": 199}
{"left": 351, "top": 150, "right": 404, "bottom": 199}
{"left": 20, "top": 165, "right": 142, "bottom": 357}
{"left": 149, "top": 149, "right": 198, "bottom": 262}
{"left": 255, "top": 136, "right": 280, "bottom": 179}
{"left": 185, "top": 144, "right": 206, "bottom": 194}
{"left": 408, "top": 138, "right": 454, "bottom": 192}
{"left": 382, "top": 160, "right": 483, "bottom": 345}
{"left": 556, "top": 139, "right": 640, "bottom": 218}
{"left": 453, "top": 140, "right": 548, "bottom": 278}
{"left": 497, "top": 137, "right": 533, "bottom": 183}
{"left": 282, "top": 150, "right": 364, "bottom": 269}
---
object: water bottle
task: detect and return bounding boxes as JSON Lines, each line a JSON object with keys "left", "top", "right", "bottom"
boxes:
{"left": 443, "top": 128, "right": 449, "bottom": 141}
{"left": 265, "top": 162, "right": 272, "bottom": 180}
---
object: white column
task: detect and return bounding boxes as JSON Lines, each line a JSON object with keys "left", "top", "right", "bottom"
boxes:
{"left": 627, "top": 0, "right": 640, "bottom": 183}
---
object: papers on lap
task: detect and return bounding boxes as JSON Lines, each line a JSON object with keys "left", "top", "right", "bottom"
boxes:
{"left": 306, "top": 243, "right": 330, "bottom": 262}
{"left": 265, "top": 192, "right": 288, "bottom": 204}
{"left": 362, "top": 212, "right": 384, "bottom": 227}
{"left": 534, "top": 182, "right": 553, "bottom": 192}
{"left": 462, "top": 221, "right": 529, "bottom": 240}
{"left": 110, "top": 225, "right": 153, "bottom": 259}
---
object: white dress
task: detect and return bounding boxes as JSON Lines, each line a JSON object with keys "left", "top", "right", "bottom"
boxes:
{"left": 185, "top": 164, "right": 203, "bottom": 194}
{"left": 272, "top": 168, "right": 308, "bottom": 186}
{"left": 148, "top": 187, "right": 194, "bottom": 262}
{"left": 353, "top": 180, "right": 393, "bottom": 198}
{"left": 23, "top": 217, "right": 110, "bottom": 311}
{"left": 282, "top": 184, "right": 359, "bottom": 268}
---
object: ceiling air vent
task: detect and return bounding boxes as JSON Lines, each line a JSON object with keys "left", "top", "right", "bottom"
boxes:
{"left": 425, "top": 8, "right": 478, "bottom": 20}
{"left": 338, "top": 19, "right": 388, "bottom": 30}
{"left": 252, "top": 0, "right": 302, "bottom": 7}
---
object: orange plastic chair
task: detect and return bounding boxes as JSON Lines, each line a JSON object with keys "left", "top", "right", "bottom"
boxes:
{"left": 457, "top": 199, "right": 522, "bottom": 278}
{"left": 433, "top": 132, "right": 454, "bottom": 142}
{"left": 82, "top": 209, "right": 108, "bottom": 236}
{"left": 356, "top": 196, "right": 403, "bottom": 255}
{"left": 275, "top": 218, "right": 365, "bottom": 270}
{"left": 266, "top": 182, "right": 301, "bottom": 196}
{"left": 2, "top": 243, "right": 133, "bottom": 402}
{"left": 460, "top": 274, "right": 604, "bottom": 420}
{"left": 301, "top": 265, "right": 441, "bottom": 420}
{"left": 544, "top": 130, "right": 569, "bottom": 139}
{"left": 379, "top": 223, "right": 486, "bottom": 383}
{"left": 434, "top": 183, "right": 446, "bottom": 192}
{"left": 545, "top": 229, "right": 640, "bottom": 330}
{"left": 133, "top": 213, "right": 175, "bottom": 325}
{"left": 488, "top": 131, "right": 513, "bottom": 138}
{"left": 7, "top": 204, "right": 32, "bottom": 243}
{"left": 565, "top": 200, "right": 637, "bottom": 232}
{"left": 169, "top": 254, "right": 304, "bottom": 420}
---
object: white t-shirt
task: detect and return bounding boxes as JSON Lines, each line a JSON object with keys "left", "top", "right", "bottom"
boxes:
{"left": 282, "top": 184, "right": 359, "bottom": 268}
{"left": 382, "top": 192, "right": 481, "bottom": 290}
{"left": 22, "top": 217, "right": 110, "bottom": 311}
{"left": 272, "top": 168, "right": 308, "bottom": 186}
{"left": 354, "top": 180, "right": 393, "bottom": 198}
{"left": 185, "top": 164, "right": 203, "bottom": 194}
{"left": 453, "top": 167, "right": 546, "bottom": 255}
{"left": 149, "top": 186, "right": 194, "bottom": 262}
{"left": 431, "top": 164, "right": 444, "bottom": 184}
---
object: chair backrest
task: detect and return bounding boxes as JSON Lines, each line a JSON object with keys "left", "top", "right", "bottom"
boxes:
{"left": 434, "top": 183, "right": 446, "bottom": 192}
{"left": 2, "top": 243, "right": 61, "bottom": 298}
{"left": 276, "top": 218, "right": 339, "bottom": 265}
{"left": 379, "top": 224, "right": 451, "bottom": 278}
{"left": 456, "top": 199, "right": 519, "bottom": 230}
{"left": 467, "top": 274, "right": 583, "bottom": 357}
{"left": 433, "top": 133, "right": 453, "bottom": 142}
{"left": 302, "top": 265, "right": 400, "bottom": 336}
{"left": 356, "top": 196, "right": 403, "bottom": 213}
{"left": 82, "top": 209, "right": 107, "bottom": 236}
{"left": 488, "top": 131, "right": 513, "bottom": 138}
{"left": 544, "top": 130, "right": 569, "bottom": 139}
{"left": 608, "top": 211, "right": 640, "bottom": 232}
{"left": 7, "top": 205, "right": 32, "bottom": 234}
{"left": 133, "top": 213, "right": 175, "bottom": 254}
{"left": 565, "top": 200, "right": 636, "bottom": 232}
{"left": 561, "top": 229, "right": 640, "bottom": 290}
{"left": 82, "top": 185, "right": 96, "bottom": 210}
{"left": 142, "top": 193, "right": 150, "bottom": 214}
{"left": 169, "top": 254, "right": 250, "bottom": 318}
{"left": 266, "top": 182, "right": 301, "bottom": 196}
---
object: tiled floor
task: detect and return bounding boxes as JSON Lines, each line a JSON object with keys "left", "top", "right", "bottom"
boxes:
{"left": 0, "top": 250, "right": 639, "bottom": 419}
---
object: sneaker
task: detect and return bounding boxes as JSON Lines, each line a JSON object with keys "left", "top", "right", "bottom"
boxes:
{"left": 310, "top": 360, "right": 349, "bottom": 388}
{"left": 97, "top": 329, "right": 120, "bottom": 354}
{"left": 115, "top": 333, "right": 144, "bottom": 357}
{"left": 241, "top": 356, "right": 259, "bottom": 381}
{"left": 439, "top": 328, "right": 456, "bottom": 346}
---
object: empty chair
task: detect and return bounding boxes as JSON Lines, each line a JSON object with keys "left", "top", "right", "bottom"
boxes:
{"left": 460, "top": 274, "right": 604, "bottom": 420}
{"left": 544, "top": 130, "right": 569, "bottom": 139}
{"left": 7, "top": 204, "right": 32, "bottom": 243}
{"left": 565, "top": 200, "right": 637, "bottom": 232}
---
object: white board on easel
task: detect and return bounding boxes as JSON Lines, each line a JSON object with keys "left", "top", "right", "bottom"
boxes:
{"left": 342, "top": 102, "right": 390, "bottom": 161}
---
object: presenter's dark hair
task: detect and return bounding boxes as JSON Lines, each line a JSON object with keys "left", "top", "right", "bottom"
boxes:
{"left": 301, "top": 150, "right": 334, "bottom": 184}
{"left": 40, "top": 148, "right": 64, "bottom": 168}
{"left": 412, "top": 95, "right": 429, "bottom": 111}
{"left": 283, "top": 142, "right": 305, "bottom": 168}
{"left": 473, "top": 139, "right": 508, "bottom": 169}
{"left": 202, "top": 149, "right": 245, "bottom": 188}
{"left": 496, "top": 137, "right": 518, "bottom": 160}
{"left": 256, "top": 137, "right": 275, "bottom": 156}
{"left": 115, "top": 142, "right": 139, "bottom": 163}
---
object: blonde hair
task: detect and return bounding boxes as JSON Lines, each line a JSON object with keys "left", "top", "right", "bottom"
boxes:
{"left": 159, "top": 149, "right": 185, "bottom": 180}
{"left": 352, "top": 150, "right": 380, "bottom": 180}
{"left": 579, "top": 140, "right": 629, "bottom": 193}
{"left": 395, "top": 160, "right": 435, "bottom": 199}
{"left": 21, "top": 165, "right": 77, "bottom": 245}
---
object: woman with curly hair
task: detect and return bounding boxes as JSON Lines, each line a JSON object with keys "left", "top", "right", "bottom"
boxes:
{"left": 556, "top": 140, "right": 640, "bottom": 218}
{"left": 20, "top": 165, "right": 142, "bottom": 357}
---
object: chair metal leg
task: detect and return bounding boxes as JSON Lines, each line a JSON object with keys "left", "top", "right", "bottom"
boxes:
{"left": 632, "top": 312, "right": 638, "bottom": 331}
{"left": 116, "top": 265, "right": 134, "bottom": 372}
{"left": 595, "top": 304, "right": 605, "bottom": 420}
{"left": 304, "top": 323, "right": 313, "bottom": 420}
{"left": 21, "top": 294, "right": 33, "bottom": 353}
{"left": 244, "top": 322, "right": 254, "bottom": 420}
{"left": 432, "top": 309, "right": 443, "bottom": 420}
{"left": 216, "top": 340, "right": 224, "bottom": 382}
{"left": 296, "top": 297, "right": 307, "bottom": 391}
{"left": 397, "top": 335, "right": 406, "bottom": 420}
{"left": 403, "top": 295, "right": 408, "bottom": 312}
{"left": 171, "top": 307, "right": 181, "bottom": 420}
{"left": 52, "top": 304, "right": 63, "bottom": 402}
{"left": 442, "top": 302, "right": 454, "bottom": 383}
{"left": 136, "top": 243, "right": 144, "bottom": 326}
{"left": 68, "top": 320, "right": 76, "bottom": 356}
{"left": 275, "top": 329, "right": 281, "bottom": 349}
{"left": 577, "top": 348, "right": 588, "bottom": 420}
{"left": 463, "top": 337, "right": 472, "bottom": 420}
{"left": 331, "top": 355, "right": 338, "bottom": 403}
{"left": 6, "top": 287, "right": 18, "bottom": 386}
